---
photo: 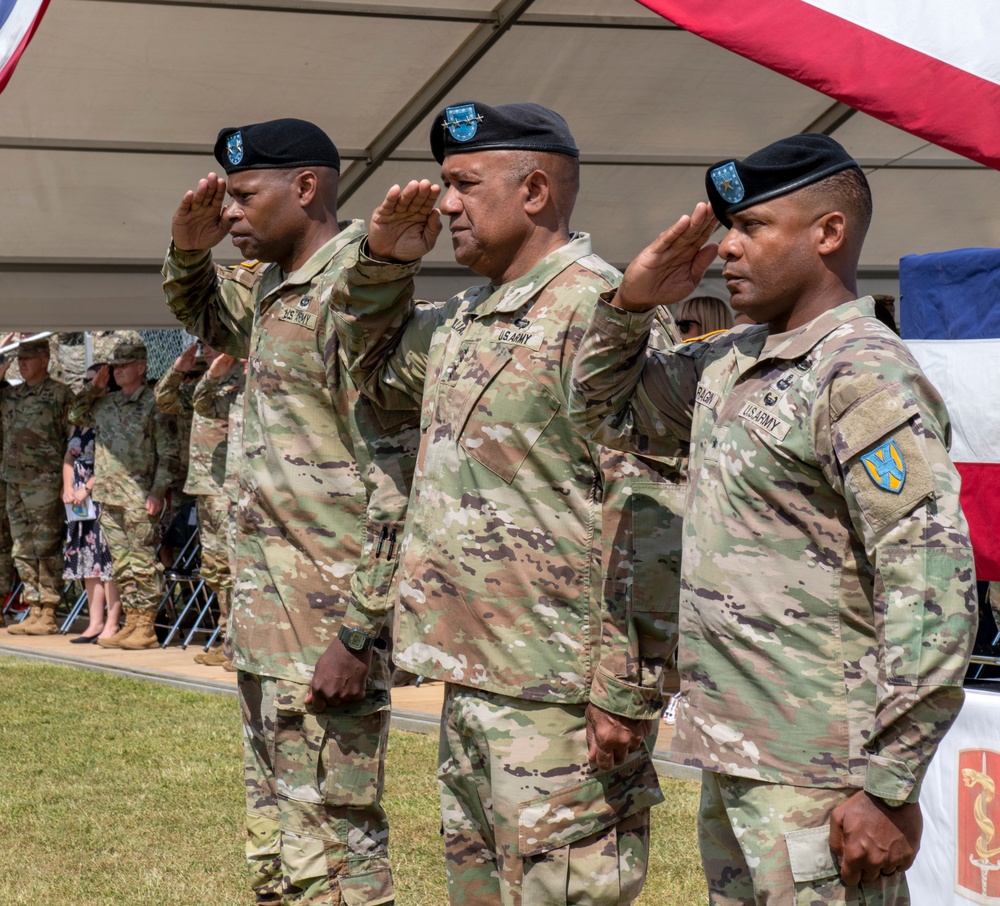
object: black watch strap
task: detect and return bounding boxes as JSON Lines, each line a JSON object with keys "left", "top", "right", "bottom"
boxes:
{"left": 338, "top": 625, "right": 377, "bottom": 653}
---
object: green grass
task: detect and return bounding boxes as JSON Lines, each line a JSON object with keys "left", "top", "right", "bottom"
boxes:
{"left": 0, "top": 657, "right": 706, "bottom": 905}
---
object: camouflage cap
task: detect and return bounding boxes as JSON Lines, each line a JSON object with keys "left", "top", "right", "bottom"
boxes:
{"left": 16, "top": 335, "right": 50, "bottom": 358}
{"left": 109, "top": 331, "right": 147, "bottom": 365}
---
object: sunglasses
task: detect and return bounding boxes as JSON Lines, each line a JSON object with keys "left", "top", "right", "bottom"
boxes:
{"left": 677, "top": 319, "right": 701, "bottom": 333}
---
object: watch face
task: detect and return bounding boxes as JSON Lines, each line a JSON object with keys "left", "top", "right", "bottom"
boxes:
{"left": 343, "top": 628, "right": 366, "bottom": 650}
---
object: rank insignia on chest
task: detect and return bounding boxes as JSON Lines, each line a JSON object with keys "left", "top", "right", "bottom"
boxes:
{"left": 861, "top": 439, "right": 906, "bottom": 493}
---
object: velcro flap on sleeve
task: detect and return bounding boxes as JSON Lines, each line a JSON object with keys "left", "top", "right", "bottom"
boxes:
{"left": 832, "top": 377, "right": 913, "bottom": 461}
{"left": 517, "top": 751, "right": 663, "bottom": 857}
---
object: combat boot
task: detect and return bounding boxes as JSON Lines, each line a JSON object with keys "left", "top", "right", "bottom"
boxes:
{"left": 24, "top": 604, "right": 58, "bottom": 635}
{"left": 98, "top": 610, "right": 138, "bottom": 648}
{"left": 119, "top": 611, "right": 159, "bottom": 650}
{"left": 197, "top": 646, "right": 232, "bottom": 668}
{"left": 6, "top": 606, "right": 40, "bottom": 635}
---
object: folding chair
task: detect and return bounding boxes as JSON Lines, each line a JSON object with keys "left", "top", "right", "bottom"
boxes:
{"left": 58, "top": 581, "right": 90, "bottom": 634}
{"left": 2, "top": 578, "right": 26, "bottom": 623}
{"left": 968, "top": 583, "right": 1000, "bottom": 681}
{"left": 181, "top": 587, "right": 220, "bottom": 650}
{"left": 155, "top": 529, "right": 208, "bottom": 647}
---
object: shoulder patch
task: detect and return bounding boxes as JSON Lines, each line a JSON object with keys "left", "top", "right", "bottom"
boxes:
{"left": 834, "top": 382, "right": 935, "bottom": 532}
{"left": 860, "top": 438, "right": 906, "bottom": 493}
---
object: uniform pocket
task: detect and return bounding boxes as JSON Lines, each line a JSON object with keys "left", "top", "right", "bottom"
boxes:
{"left": 631, "top": 478, "right": 686, "bottom": 615}
{"left": 785, "top": 824, "right": 838, "bottom": 883}
{"left": 459, "top": 352, "right": 560, "bottom": 484}
{"left": 517, "top": 750, "right": 663, "bottom": 858}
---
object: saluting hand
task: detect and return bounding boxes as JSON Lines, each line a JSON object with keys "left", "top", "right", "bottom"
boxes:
{"left": 0, "top": 332, "right": 15, "bottom": 379}
{"left": 206, "top": 353, "right": 237, "bottom": 380}
{"left": 173, "top": 342, "right": 199, "bottom": 374}
{"left": 172, "top": 172, "right": 231, "bottom": 252}
{"left": 368, "top": 179, "right": 443, "bottom": 263}
{"left": 91, "top": 365, "right": 111, "bottom": 392}
{"left": 614, "top": 202, "right": 721, "bottom": 313}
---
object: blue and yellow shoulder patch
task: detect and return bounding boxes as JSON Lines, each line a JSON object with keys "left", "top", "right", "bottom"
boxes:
{"left": 861, "top": 438, "right": 906, "bottom": 493}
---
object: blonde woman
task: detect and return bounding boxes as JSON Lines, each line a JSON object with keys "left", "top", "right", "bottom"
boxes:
{"left": 674, "top": 294, "right": 733, "bottom": 340}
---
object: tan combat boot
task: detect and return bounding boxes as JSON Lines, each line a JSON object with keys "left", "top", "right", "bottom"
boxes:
{"left": 98, "top": 610, "right": 139, "bottom": 648}
{"left": 24, "top": 604, "right": 58, "bottom": 635}
{"left": 119, "top": 611, "right": 159, "bottom": 650}
{"left": 6, "top": 606, "right": 40, "bottom": 635}
{"left": 197, "top": 646, "right": 232, "bottom": 668}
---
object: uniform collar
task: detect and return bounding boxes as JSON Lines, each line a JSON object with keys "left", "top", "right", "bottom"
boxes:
{"left": 12, "top": 375, "right": 50, "bottom": 395}
{"left": 758, "top": 296, "right": 876, "bottom": 364}
{"left": 470, "top": 232, "right": 593, "bottom": 318}
{"left": 258, "top": 220, "right": 366, "bottom": 300}
{"left": 117, "top": 383, "right": 147, "bottom": 403}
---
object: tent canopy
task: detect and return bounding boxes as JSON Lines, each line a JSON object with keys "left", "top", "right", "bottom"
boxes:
{"left": 1, "top": 0, "right": 996, "bottom": 329}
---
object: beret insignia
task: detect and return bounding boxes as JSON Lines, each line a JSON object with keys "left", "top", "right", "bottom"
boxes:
{"left": 445, "top": 104, "right": 482, "bottom": 143}
{"left": 710, "top": 162, "right": 744, "bottom": 204}
{"left": 226, "top": 131, "right": 244, "bottom": 167}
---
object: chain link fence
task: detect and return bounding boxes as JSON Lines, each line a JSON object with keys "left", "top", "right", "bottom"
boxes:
{"left": 42, "top": 330, "right": 195, "bottom": 389}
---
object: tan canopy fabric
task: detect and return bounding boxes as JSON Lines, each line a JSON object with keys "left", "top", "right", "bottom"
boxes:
{"left": 1, "top": 0, "right": 995, "bottom": 329}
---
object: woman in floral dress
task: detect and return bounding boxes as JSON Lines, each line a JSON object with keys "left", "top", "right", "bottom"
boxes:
{"left": 61, "top": 373, "right": 120, "bottom": 642}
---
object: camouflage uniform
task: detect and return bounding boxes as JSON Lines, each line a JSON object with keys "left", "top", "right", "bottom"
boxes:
{"left": 162, "top": 222, "right": 419, "bottom": 906}
{"left": 1, "top": 372, "right": 74, "bottom": 626}
{"left": 570, "top": 295, "right": 978, "bottom": 902}
{"left": 0, "top": 398, "right": 15, "bottom": 603}
{"left": 69, "top": 378, "right": 180, "bottom": 615}
{"left": 218, "top": 376, "right": 246, "bottom": 579}
{"left": 601, "top": 311, "right": 687, "bottom": 710}
{"left": 152, "top": 373, "right": 196, "bottom": 559}
{"left": 155, "top": 366, "right": 244, "bottom": 630}
{"left": 333, "top": 234, "right": 671, "bottom": 906}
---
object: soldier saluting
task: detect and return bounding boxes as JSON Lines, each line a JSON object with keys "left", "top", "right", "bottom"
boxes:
{"left": 163, "top": 119, "right": 419, "bottom": 906}
{"left": 570, "top": 134, "right": 977, "bottom": 902}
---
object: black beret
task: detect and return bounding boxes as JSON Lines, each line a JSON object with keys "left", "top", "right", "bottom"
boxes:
{"left": 214, "top": 118, "right": 340, "bottom": 175}
{"left": 430, "top": 101, "right": 578, "bottom": 164}
{"left": 706, "top": 133, "right": 858, "bottom": 227}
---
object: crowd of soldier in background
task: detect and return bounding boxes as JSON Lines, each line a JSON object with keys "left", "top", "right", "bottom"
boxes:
{"left": 0, "top": 329, "right": 245, "bottom": 669}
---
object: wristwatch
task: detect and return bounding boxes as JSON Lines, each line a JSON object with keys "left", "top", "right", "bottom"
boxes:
{"left": 878, "top": 795, "right": 909, "bottom": 809}
{"left": 338, "top": 625, "right": 378, "bottom": 653}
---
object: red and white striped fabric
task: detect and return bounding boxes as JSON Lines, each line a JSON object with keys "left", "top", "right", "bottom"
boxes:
{"left": 639, "top": 0, "right": 1000, "bottom": 170}
{"left": 0, "top": 0, "right": 50, "bottom": 94}
{"left": 900, "top": 248, "right": 1000, "bottom": 582}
